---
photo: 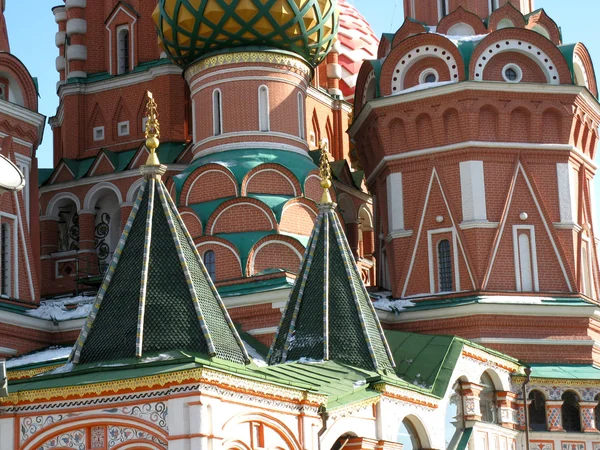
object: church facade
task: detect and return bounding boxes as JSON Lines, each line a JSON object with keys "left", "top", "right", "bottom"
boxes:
{"left": 0, "top": 0, "right": 599, "bottom": 448}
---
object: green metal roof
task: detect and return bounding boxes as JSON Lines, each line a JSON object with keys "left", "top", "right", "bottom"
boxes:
{"left": 527, "top": 364, "right": 600, "bottom": 381}
{"left": 71, "top": 173, "right": 250, "bottom": 366}
{"left": 66, "top": 58, "right": 174, "bottom": 85}
{"left": 37, "top": 168, "right": 54, "bottom": 186}
{"left": 268, "top": 200, "right": 395, "bottom": 373}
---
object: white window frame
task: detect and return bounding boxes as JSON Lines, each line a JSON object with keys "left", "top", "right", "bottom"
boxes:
{"left": 427, "top": 227, "right": 460, "bottom": 294}
{"left": 14, "top": 154, "right": 31, "bottom": 227}
{"left": 513, "top": 225, "right": 539, "bottom": 292}
{"left": 502, "top": 63, "right": 523, "bottom": 83}
{"left": 93, "top": 126, "right": 105, "bottom": 142}
{"left": 420, "top": 69, "right": 439, "bottom": 85}
{"left": 297, "top": 92, "right": 305, "bottom": 139}
{"left": 581, "top": 235, "right": 595, "bottom": 298}
{"left": 213, "top": 89, "right": 223, "bottom": 136}
{"left": 116, "top": 24, "right": 131, "bottom": 75}
{"left": 258, "top": 85, "right": 270, "bottom": 132}
{"left": 117, "top": 120, "right": 130, "bottom": 137}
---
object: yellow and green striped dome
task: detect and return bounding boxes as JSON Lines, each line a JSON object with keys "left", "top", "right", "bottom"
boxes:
{"left": 153, "top": 0, "right": 339, "bottom": 67}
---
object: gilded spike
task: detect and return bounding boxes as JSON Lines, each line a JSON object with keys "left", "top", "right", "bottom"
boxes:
{"left": 144, "top": 92, "right": 161, "bottom": 167}
{"left": 319, "top": 139, "right": 332, "bottom": 204}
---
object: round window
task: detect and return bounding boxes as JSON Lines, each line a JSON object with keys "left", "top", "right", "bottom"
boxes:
{"left": 419, "top": 69, "right": 439, "bottom": 85}
{"left": 424, "top": 73, "right": 437, "bottom": 83}
{"left": 502, "top": 64, "right": 522, "bottom": 83}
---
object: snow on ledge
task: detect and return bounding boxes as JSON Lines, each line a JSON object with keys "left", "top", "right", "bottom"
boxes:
{"left": 25, "top": 295, "right": 96, "bottom": 321}
{"left": 371, "top": 292, "right": 415, "bottom": 313}
{"left": 392, "top": 80, "right": 455, "bottom": 96}
{"left": 6, "top": 346, "right": 71, "bottom": 369}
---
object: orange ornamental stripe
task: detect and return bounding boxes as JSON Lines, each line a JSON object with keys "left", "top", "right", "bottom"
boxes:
{"left": 168, "top": 433, "right": 224, "bottom": 441}
{"left": 382, "top": 393, "right": 438, "bottom": 409}
{"left": 461, "top": 349, "right": 519, "bottom": 372}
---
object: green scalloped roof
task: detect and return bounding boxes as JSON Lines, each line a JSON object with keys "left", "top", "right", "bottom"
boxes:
{"left": 153, "top": 0, "right": 338, "bottom": 67}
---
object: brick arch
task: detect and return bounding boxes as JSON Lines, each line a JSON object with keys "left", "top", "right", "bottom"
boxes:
{"left": 247, "top": 235, "right": 305, "bottom": 277}
{"left": 572, "top": 43, "right": 598, "bottom": 98}
{"left": 488, "top": 2, "right": 527, "bottom": 32}
{"left": 391, "top": 17, "right": 429, "bottom": 48}
{"left": 354, "top": 62, "right": 377, "bottom": 115}
{"left": 195, "top": 236, "right": 243, "bottom": 281}
{"left": 470, "top": 28, "right": 571, "bottom": 85}
{"left": 45, "top": 191, "right": 82, "bottom": 216}
{"left": 541, "top": 107, "right": 563, "bottom": 143}
{"left": 442, "top": 108, "right": 462, "bottom": 144}
{"left": 482, "top": 51, "right": 548, "bottom": 84}
{"left": 304, "top": 170, "right": 324, "bottom": 203}
{"left": 242, "top": 163, "right": 301, "bottom": 197}
{"left": 508, "top": 106, "right": 531, "bottom": 142}
{"left": 222, "top": 413, "right": 302, "bottom": 450}
{"left": 180, "top": 163, "right": 238, "bottom": 206}
{"left": 437, "top": 7, "right": 487, "bottom": 35}
{"left": 416, "top": 113, "right": 434, "bottom": 148}
{"left": 525, "top": 9, "right": 561, "bottom": 45}
{"left": 381, "top": 33, "right": 465, "bottom": 96}
{"left": 179, "top": 207, "right": 203, "bottom": 238}
{"left": 311, "top": 108, "right": 321, "bottom": 145}
{"left": 478, "top": 104, "right": 500, "bottom": 141}
{"left": 403, "top": 56, "right": 451, "bottom": 90}
{"left": 0, "top": 53, "right": 38, "bottom": 111}
{"left": 21, "top": 416, "right": 167, "bottom": 450}
{"left": 279, "top": 198, "right": 318, "bottom": 236}
{"left": 388, "top": 117, "right": 407, "bottom": 149}
{"left": 207, "top": 198, "right": 276, "bottom": 235}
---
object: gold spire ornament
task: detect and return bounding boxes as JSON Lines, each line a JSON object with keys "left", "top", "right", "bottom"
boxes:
{"left": 144, "top": 91, "right": 161, "bottom": 166}
{"left": 318, "top": 139, "right": 333, "bottom": 205}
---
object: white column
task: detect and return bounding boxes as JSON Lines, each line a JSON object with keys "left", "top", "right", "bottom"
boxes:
{"left": 386, "top": 172, "right": 404, "bottom": 232}
{"left": 460, "top": 160, "right": 487, "bottom": 223}
{"left": 168, "top": 397, "right": 190, "bottom": 450}
{"left": 0, "top": 415, "right": 14, "bottom": 450}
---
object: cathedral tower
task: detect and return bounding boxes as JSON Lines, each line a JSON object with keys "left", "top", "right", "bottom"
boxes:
{"left": 351, "top": 0, "right": 600, "bottom": 364}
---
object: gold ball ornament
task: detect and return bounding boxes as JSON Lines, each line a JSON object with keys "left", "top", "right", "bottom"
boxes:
{"left": 321, "top": 178, "right": 332, "bottom": 189}
{"left": 146, "top": 136, "right": 160, "bottom": 150}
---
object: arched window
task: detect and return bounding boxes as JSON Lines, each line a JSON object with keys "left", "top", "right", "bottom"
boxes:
{"left": 117, "top": 26, "right": 130, "bottom": 75}
{"left": 204, "top": 250, "right": 216, "bottom": 282}
{"left": 397, "top": 418, "right": 421, "bottom": 450}
{"left": 438, "top": 239, "right": 453, "bottom": 292}
{"left": 213, "top": 89, "right": 222, "bottom": 136}
{"left": 0, "top": 223, "right": 10, "bottom": 297}
{"left": 297, "top": 92, "right": 305, "bottom": 139}
{"left": 258, "top": 85, "right": 270, "bottom": 132}
{"left": 562, "top": 391, "right": 581, "bottom": 432}
{"left": 445, "top": 381, "right": 464, "bottom": 449}
{"left": 528, "top": 390, "right": 547, "bottom": 431}
{"left": 479, "top": 372, "right": 497, "bottom": 424}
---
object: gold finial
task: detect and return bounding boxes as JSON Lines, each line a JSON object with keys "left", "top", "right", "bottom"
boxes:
{"left": 144, "top": 91, "right": 161, "bottom": 166}
{"left": 318, "top": 139, "right": 333, "bottom": 205}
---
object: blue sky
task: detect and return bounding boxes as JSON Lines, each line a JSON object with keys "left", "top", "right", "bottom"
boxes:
{"left": 4, "top": 0, "right": 599, "bottom": 205}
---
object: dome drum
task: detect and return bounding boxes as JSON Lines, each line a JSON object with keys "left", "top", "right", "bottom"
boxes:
{"left": 153, "top": 0, "right": 339, "bottom": 68}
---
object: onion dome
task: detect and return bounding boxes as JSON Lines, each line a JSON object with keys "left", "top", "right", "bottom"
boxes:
{"left": 336, "top": 0, "right": 379, "bottom": 100}
{"left": 153, "top": 0, "right": 339, "bottom": 67}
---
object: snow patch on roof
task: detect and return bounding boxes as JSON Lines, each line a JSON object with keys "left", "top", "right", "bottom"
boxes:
{"left": 243, "top": 341, "right": 267, "bottom": 367}
{"left": 371, "top": 292, "right": 415, "bottom": 313}
{"left": 25, "top": 295, "right": 95, "bottom": 321}
{"left": 436, "top": 32, "right": 488, "bottom": 45}
{"left": 6, "top": 346, "right": 71, "bottom": 369}
{"left": 392, "top": 80, "right": 455, "bottom": 96}
{"left": 478, "top": 295, "right": 555, "bottom": 304}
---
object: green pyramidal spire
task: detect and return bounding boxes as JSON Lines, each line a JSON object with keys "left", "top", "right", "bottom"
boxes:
{"left": 70, "top": 93, "right": 249, "bottom": 366}
{"left": 267, "top": 143, "right": 395, "bottom": 372}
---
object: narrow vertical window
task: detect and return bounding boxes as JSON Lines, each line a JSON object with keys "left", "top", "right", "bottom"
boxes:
{"left": 203, "top": 250, "right": 216, "bottom": 282}
{"left": 258, "top": 85, "right": 270, "bottom": 132}
{"left": 297, "top": 92, "right": 305, "bottom": 139}
{"left": 1, "top": 223, "right": 10, "bottom": 297}
{"left": 439, "top": 0, "right": 448, "bottom": 18}
{"left": 117, "top": 27, "right": 130, "bottom": 75}
{"left": 517, "top": 233, "right": 533, "bottom": 291}
{"left": 438, "top": 239, "right": 453, "bottom": 292}
{"left": 213, "top": 89, "right": 222, "bottom": 136}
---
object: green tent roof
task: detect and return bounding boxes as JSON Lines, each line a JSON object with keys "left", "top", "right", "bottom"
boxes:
{"left": 70, "top": 168, "right": 250, "bottom": 366}
{"left": 268, "top": 198, "right": 395, "bottom": 373}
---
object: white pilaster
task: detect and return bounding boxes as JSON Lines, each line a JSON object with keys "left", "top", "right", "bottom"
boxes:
{"left": 460, "top": 160, "right": 487, "bottom": 222}
{"left": 556, "top": 162, "right": 577, "bottom": 224}
{"left": 386, "top": 172, "right": 405, "bottom": 232}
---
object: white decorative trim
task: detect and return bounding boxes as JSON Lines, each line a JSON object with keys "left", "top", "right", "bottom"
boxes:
{"left": 66, "top": 44, "right": 87, "bottom": 61}
{"left": 83, "top": 181, "right": 123, "bottom": 210}
{"left": 512, "top": 224, "right": 539, "bottom": 292}
{"left": 66, "top": 18, "right": 86, "bottom": 36}
{"left": 55, "top": 56, "right": 65, "bottom": 71}
{"left": 460, "top": 160, "right": 487, "bottom": 222}
{"left": 53, "top": 7, "right": 67, "bottom": 22}
{"left": 501, "top": 63, "right": 523, "bottom": 83}
{"left": 247, "top": 326, "right": 278, "bottom": 336}
{"left": 391, "top": 45, "right": 459, "bottom": 92}
{"left": 459, "top": 221, "right": 498, "bottom": 230}
{"left": 66, "top": 71, "right": 87, "bottom": 79}
{"left": 386, "top": 172, "right": 404, "bottom": 231}
{"left": 191, "top": 75, "right": 306, "bottom": 98}
{"left": 212, "top": 88, "right": 223, "bottom": 136}
{"left": 471, "top": 337, "right": 597, "bottom": 346}
{"left": 365, "top": 141, "right": 597, "bottom": 185}
{"left": 55, "top": 31, "right": 66, "bottom": 47}
{"left": 188, "top": 66, "right": 308, "bottom": 91}
{"left": 45, "top": 192, "right": 81, "bottom": 216}
{"left": 419, "top": 68, "right": 439, "bottom": 84}
{"left": 88, "top": 152, "right": 115, "bottom": 177}
{"left": 385, "top": 230, "right": 413, "bottom": 242}
{"left": 0, "top": 100, "right": 45, "bottom": 144}
{"left": 117, "top": 120, "right": 130, "bottom": 137}
{"left": 556, "top": 162, "right": 576, "bottom": 224}
{"left": 106, "top": 5, "right": 137, "bottom": 75}
{"left": 185, "top": 169, "right": 237, "bottom": 206}
{"left": 13, "top": 192, "right": 34, "bottom": 300}
{"left": 249, "top": 240, "right": 303, "bottom": 276}
{"left": 553, "top": 222, "right": 582, "bottom": 232}
{"left": 258, "top": 85, "right": 270, "bottom": 132}
{"left": 573, "top": 53, "right": 590, "bottom": 89}
{"left": 427, "top": 227, "right": 459, "bottom": 293}
{"left": 93, "top": 126, "right": 104, "bottom": 142}
{"left": 0, "top": 347, "right": 17, "bottom": 355}
{"left": 475, "top": 40, "right": 559, "bottom": 83}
